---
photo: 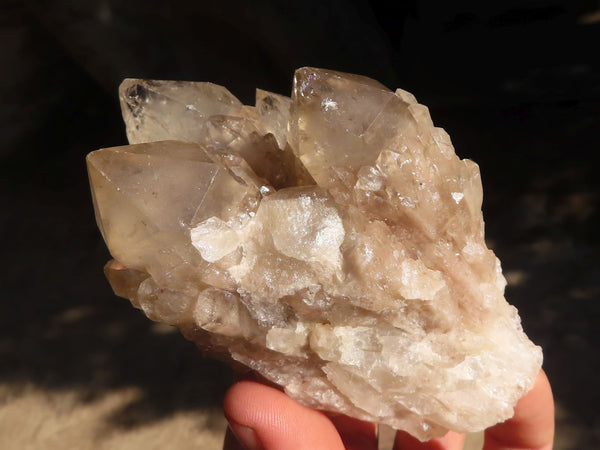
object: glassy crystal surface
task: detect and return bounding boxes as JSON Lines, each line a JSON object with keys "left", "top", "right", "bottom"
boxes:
{"left": 87, "top": 68, "right": 542, "bottom": 441}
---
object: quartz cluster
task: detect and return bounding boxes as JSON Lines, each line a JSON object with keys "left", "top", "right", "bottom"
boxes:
{"left": 87, "top": 68, "right": 542, "bottom": 440}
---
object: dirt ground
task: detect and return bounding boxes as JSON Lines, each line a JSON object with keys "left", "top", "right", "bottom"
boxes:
{"left": 2, "top": 2, "right": 599, "bottom": 449}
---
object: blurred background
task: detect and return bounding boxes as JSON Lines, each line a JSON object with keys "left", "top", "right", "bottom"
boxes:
{"left": 1, "top": 0, "right": 598, "bottom": 448}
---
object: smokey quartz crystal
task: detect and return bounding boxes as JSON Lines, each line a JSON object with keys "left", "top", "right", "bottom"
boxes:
{"left": 87, "top": 68, "right": 542, "bottom": 440}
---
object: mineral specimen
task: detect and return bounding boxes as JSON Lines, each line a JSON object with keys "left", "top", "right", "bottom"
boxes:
{"left": 87, "top": 68, "right": 543, "bottom": 440}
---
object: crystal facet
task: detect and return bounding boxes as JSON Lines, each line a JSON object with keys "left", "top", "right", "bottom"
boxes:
{"left": 87, "top": 68, "right": 542, "bottom": 441}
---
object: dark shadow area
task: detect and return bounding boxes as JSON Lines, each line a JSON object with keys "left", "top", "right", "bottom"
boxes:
{"left": 1, "top": 0, "right": 599, "bottom": 447}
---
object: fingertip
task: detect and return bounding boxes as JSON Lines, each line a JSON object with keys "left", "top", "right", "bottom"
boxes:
{"left": 223, "top": 380, "right": 345, "bottom": 450}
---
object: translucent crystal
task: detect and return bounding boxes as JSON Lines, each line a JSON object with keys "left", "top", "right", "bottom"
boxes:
{"left": 120, "top": 79, "right": 243, "bottom": 144}
{"left": 87, "top": 68, "right": 543, "bottom": 441}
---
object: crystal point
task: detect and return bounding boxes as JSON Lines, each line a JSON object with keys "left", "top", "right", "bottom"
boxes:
{"left": 88, "top": 68, "right": 542, "bottom": 441}
{"left": 120, "top": 78, "right": 243, "bottom": 144}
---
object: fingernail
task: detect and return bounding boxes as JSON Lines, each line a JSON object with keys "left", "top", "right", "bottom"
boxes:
{"left": 227, "top": 420, "right": 263, "bottom": 450}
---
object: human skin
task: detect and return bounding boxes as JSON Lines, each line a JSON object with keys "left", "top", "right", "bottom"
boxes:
{"left": 222, "top": 370, "right": 554, "bottom": 450}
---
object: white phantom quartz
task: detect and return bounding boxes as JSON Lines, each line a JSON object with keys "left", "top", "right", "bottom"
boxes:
{"left": 87, "top": 68, "right": 542, "bottom": 440}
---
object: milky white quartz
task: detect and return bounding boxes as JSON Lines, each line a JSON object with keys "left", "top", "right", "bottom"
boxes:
{"left": 87, "top": 68, "right": 542, "bottom": 440}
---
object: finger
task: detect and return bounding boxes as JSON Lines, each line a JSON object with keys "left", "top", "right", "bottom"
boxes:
{"left": 327, "top": 414, "right": 378, "bottom": 450}
{"left": 223, "top": 380, "right": 346, "bottom": 450}
{"left": 393, "top": 429, "right": 466, "bottom": 450}
{"left": 483, "top": 369, "right": 554, "bottom": 450}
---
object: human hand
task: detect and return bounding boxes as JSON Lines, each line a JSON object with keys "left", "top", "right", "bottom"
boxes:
{"left": 222, "top": 370, "right": 553, "bottom": 450}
